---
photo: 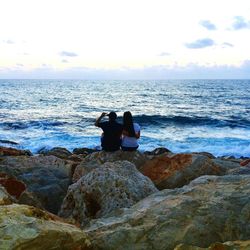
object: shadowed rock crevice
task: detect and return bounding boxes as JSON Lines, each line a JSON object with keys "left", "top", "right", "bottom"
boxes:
{"left": 84, "top": 193, "right": 101, "bottom": 218}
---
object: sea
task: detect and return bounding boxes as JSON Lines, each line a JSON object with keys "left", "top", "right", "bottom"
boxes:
{"left": 0, "top": 79, "right": 249, "bottom": 157}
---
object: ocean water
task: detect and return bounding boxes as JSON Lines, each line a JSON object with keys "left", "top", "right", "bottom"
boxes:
{"left": 0, "top": 79, "right": 249, "bottom": 157}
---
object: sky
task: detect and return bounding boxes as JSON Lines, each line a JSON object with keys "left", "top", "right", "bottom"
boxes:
{"left": 0, "top": 0, "right": 250, "bottom": 79}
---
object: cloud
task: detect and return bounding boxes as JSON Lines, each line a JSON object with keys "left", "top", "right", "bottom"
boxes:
{"left": 158, "top": 52, "right": 171, "bottom": 56}
{"left": 59, "top": 51, "right": 78, "bottom": 57}
{"left": 221, "top": 42, "right": 234, "bottom": 48}
{"left": 16, "top": 63, "right": 24, "bottom": 67}
{"left": 199, "top": 20, "right": 216, "bottom": 30}
{"left": 62, "top": 59, "right": 69, "bottom": 63}
{"left": 185, "top": 38, "right": 215, "bottom": 49}
{"left": 2, "top": 39, "right": 15, "bottom": 44}
{"left": 1, "top": 61, "right": 250, "bottom": 79}
{"left": 231, "top": 16, "right": 250, "bottom": 30}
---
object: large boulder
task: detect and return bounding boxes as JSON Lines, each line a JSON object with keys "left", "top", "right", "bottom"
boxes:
{"left": 85, "top": 175, "right": 250, "bottom": 250}
{"left": 0, "top": 204, "right": 91, "bottom": 249}
{"left": 0, "top": 155, "right": 74, "bottom": 213}
{"left": 38, "top": 147, "right": 73, "bottom": 159}
{"left": 0, "top": 146, "right": 32, "bottom": 156}
{"left": 139, "top": 153, "right": 226, "bottom": 189}
{"left": 73, "top": 150, "right": 148, "bottom": 182}
{"left": 59, "top": 161, "right": 158, "bottom": 226}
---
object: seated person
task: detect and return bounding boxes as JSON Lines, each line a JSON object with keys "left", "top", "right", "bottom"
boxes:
{"left": 95, "top": 112, "right": 123, "bottom": 152}
{"left": 121, "top": 111, "right": 140, "bottom": 151}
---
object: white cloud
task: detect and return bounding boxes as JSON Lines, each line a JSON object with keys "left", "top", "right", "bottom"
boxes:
{"left": 185, "top": 38, "right": 215, "bottom": 49}
{"left": 199, "top": 20, "right": 217, "bottom": 30}
{"left": 1, "top": 61, "right": 250, "bottom": 79}
{"left": 231, "top": 16, "right": 250, "bottom": 30}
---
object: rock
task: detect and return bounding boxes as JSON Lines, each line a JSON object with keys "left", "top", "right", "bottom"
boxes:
{"left": 211, "top": 158, "right": 241, "bottom": 171}
{"left": 73, "top": 147, "right": 99, "bottom": 155}
{"left": 175, "top": 240, "right": 250, "bottom": 250}
{"left": 85, "top": 175, "right": 250, "bottom": 250}
{"left": 139, "top": 153, "right": 223, "bottom": 189}
{"left": 0, "top": 204, "right": 91, "bottom": 249}
{"left": 192, "top": 152, "right": 216, "bottom": 159}
{"left": 0, "top": 146, "right": 32, "bottom": 156}
{"left": 144, "top": 147, "right": 172, "bottom": 156}
{"left": 0, "top": 173, "right": 26, "bottom": 199}
{"left": 59, "top": 161, "right": 158, "bottom": 226}
{"left": 227, "top": 167, "right": 250, "bottom": 175}
{"left": 0, "top": 185, "right": 14, "bottom": 205}
{"left": 38, "top": 147, "right": 72, "bottom": 159}
{"left": 240, "top": 159, "right": 250, "bottom": 167}
{"left": 73, "top": 150, "right": 148, "bottom": 182}
{"left": 0, "top": 155, "right": 74, "bottom": 213}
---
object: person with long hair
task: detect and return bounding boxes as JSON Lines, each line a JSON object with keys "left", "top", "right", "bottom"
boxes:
{"left": 121, "top": 111, "right": 140, "bottom": 151}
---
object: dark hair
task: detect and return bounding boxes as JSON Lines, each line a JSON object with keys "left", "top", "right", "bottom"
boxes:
{"left": 108, "top": 111, "right": 117, "bottom": 122}
{"left": 123, "top": 111, "right": 136, "bottom": 137}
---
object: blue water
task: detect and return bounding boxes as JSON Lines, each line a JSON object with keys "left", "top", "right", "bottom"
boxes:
{"left": 0, "top": 79, "right": 249, "bottom": 157}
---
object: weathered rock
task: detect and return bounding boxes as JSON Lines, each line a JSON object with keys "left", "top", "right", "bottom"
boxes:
{"left": 240, "top": 159, "right": 250, "bottom": 167}
{"left": 59, "top": 161, "right": 158, "bottom": 226}
{"left": 0, "top": 173, "right": 26, "bottom": 199}
{"left": 144, "top": 147, "right": 172, "bottom": 156}
{"left": 85, "top": 175, "right": 250, "bottom": 250}
{"left": 212, "top": 158, "right": 241, "bottom": 171}
{"left": 175, "top": 240, "right": 250, "bottom": 250}
{"left": 192, "top": 152, "right": 216, "bottom": 159}
{"left": 227, "top": 167, "right": 250, "bottom": 175}
{"left": 73, "top": 147, "right": 99, "bottom": 155}
{"left": 139, "top": 153, "right": 223, "bottom": 189}
{"left": 38, "top": 147, "right": 73, "bottom": 159}
{"left": 0, "top": 155, "right": 74, "bottom": 213}
{"left": 0, "top": 204, "right": 91, "bottom": 249}
{"left": 0, "top": 146, "right": 32, "bottom": 156}
{"left": 0, "top": 185, "right": 14, "bottom": 205}
{"left": 73, "top": 150, "right": 148, "bottom": 182}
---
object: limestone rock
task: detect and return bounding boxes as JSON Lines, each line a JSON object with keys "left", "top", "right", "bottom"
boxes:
{"left": 0, "top": 146, "right": 32, "bottom": 156}
{"left": 38, "top": 147, "right": 73, "bottom": 159}
{"left": 175, "top": 240, "right": 250, "bottom": 250}
{"left": 59, "top": 161, "right": 158, "bottom": 226}
{"left": 144, "top": 147, "right": 172, "bottom": 156}
{"left": 139, "top": 153, "right": 223, "bottom": 189}
{"left": 0, "top": 204, "right": 91, "bottom": 249}
{"left": 85, "top": 175, "right": 250, "bottom": 250}
{"left": 73, "top": 150, "right": 148, "bottom": 182}
{"left": 73, "top": 147, "right": 99, "bottom": 155}
{"left": 0, "top": 155, "right": 74, "bottom": 213}
{"left": 227, "top": 167, "right": 250, "bottom": 175}
{"left": 0, "top": 185, "right": 14, "bottom": 205}
{"left": 212, "top": 158, "right": 241, "bottom": 172}
{"left": 0, "top": 173, "right": 26, "bottom": 199}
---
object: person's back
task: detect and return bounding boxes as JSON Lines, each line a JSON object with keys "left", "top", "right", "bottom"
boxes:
{"left": 121, "top": 111, "right": 140, "bottom": 151}
{"left": 95, "top": 112, "right": 122, "bottom": 152}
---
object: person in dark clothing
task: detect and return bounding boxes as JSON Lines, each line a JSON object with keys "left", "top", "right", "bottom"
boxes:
{"left": 95, "top": 112, "right": 123, "bottom": 152}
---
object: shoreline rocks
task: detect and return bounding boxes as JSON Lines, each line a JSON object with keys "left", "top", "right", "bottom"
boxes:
{"left": 85, "top": 174, "right": 250, "bottom": 250}
{"left": 0, "top": 145, "right": 249, "bottom": 249}
{"left": 59, "top": 161, "right": 158, "bottom": 226}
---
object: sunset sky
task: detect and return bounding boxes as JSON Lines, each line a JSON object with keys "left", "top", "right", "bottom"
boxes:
{"left": 0, "top": 0, "right": 250, "bottom": 79}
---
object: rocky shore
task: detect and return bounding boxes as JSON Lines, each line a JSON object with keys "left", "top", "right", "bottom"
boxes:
{"left": 0, "top": 145, "right": 250, "bottom": 249}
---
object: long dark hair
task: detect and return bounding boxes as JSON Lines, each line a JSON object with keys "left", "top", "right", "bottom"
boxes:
{"left": 123, "top": 111, "right": 136, "bottom": 137}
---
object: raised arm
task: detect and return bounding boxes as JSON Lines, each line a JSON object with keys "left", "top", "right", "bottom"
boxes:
{"left": 95, "top": 112, "right": 107, "bottom": 127}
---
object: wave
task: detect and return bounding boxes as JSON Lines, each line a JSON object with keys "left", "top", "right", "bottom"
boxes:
{"left": 0, "top": 120, "right": 68, "bottom": 130}
{"left": 133, "top": 115, "right": 250, "bottom": 128}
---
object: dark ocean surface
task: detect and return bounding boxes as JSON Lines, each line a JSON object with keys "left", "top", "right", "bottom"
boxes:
{"left": 0, "top": 79, "right": 249, "bottom": 157}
